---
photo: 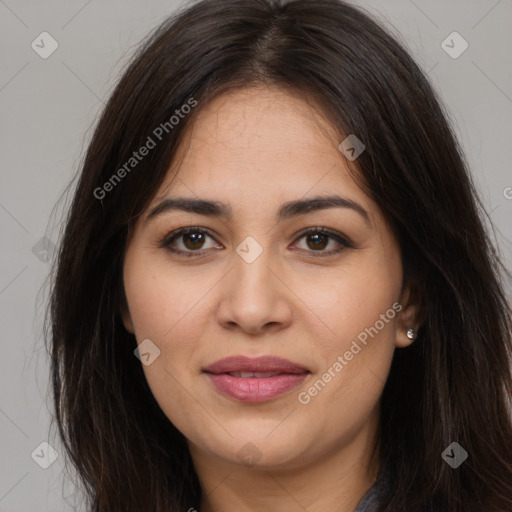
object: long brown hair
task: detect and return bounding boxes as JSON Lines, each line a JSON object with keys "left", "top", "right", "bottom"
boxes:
{"left": 45, "top": 0, "right": 512, "bottom": 510}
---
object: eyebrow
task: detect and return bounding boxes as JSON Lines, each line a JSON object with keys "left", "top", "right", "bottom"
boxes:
{"left": 145, "top": 194, "right": 370, "bottom": 225}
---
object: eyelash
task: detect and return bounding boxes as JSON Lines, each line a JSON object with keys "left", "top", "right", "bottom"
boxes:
{"left": 158, "top": 226, "right": 355, "bottom": 258}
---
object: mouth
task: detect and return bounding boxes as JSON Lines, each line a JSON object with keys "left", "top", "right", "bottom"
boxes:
{"left": 202, "top": 355, "right": 310, "bottom": 403}
{"left": 224, "top": 371, "right": 284, "bottom": 378}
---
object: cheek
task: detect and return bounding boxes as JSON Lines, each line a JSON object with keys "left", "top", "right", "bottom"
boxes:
{"left": 296, "top": 256, "right": 401, "bottom": 351}
{"left": 123, "top": 254, "right": 214, "bottom": 432}
{"left": 291, "top": 251, "right": 401, "bottom": 409}
{"left": 123, "top": 251, "right": 212, "bottom": 340}
{"left": 123, "top": 251, "right": 219, "bottom": 385}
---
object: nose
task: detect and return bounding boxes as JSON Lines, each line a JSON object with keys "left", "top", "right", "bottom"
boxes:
{"left": 215, "top": 247, "right": 293, "bottom": 336}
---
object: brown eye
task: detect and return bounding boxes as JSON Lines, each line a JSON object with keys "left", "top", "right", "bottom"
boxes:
{"left": 182, "top": 231, "right": 206, "bottom": 250}
{"left": 159, "top": 227, "right": 221, "bottom": 257}
{"left": 305, "top": 232, "right": 329, "bottom": 251}
{"left": 293, "top": 227, "right": 353, "bottom": 257}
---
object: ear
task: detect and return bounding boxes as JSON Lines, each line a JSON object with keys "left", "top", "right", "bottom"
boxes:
{"left": 395, "top": 282, "right": 421, "bottom": 348}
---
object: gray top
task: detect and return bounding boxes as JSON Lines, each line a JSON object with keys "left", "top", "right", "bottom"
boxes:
{"left": 353, "top": 460, "right": 392, "bottom": 512}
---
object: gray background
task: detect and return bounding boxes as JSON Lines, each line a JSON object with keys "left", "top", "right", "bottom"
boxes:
{"left": 1, "top": 0, "right": 511, "bottom": 510}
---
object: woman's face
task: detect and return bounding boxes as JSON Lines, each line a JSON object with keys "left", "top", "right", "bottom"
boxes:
{"left": 122, "top": 86, "right": 416, "bottom": 471}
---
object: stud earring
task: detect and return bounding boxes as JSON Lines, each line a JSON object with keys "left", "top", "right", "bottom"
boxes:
{"left": 406, "top": 328, "right": 417, "bottom": 340}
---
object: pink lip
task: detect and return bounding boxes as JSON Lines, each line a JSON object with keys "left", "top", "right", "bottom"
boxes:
{"left": 203, "top": 355, "right": 308, "bottom": 374}
{"left": 203, "top": 355, "right": 310, "bottom": 403}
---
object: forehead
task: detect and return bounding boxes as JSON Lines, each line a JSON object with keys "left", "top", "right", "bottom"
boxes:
{"left": 152, "top": 86, "right": 372, "bottom": 218}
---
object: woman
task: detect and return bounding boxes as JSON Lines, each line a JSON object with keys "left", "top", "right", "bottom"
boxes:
{"left": 46, "top": 0, "right": 512, "bottom": 510}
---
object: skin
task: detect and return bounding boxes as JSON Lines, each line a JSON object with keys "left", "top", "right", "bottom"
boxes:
{"left": 121, "top": 85, "right": 419, "bottom": 512}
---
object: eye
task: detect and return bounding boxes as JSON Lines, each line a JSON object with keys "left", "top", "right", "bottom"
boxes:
{"left": 159, "top": 226, "right": 354, "bottom": 258}
{"left": 158, "top": 227, "right": 221, "bottom": 257}
{"left": 292, "top": 227, "right": 354, "bottom": 257}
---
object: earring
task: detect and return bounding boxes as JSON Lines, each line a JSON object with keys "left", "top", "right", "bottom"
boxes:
{"left": 406, "top": 328, "right": 417, "bottom": 340}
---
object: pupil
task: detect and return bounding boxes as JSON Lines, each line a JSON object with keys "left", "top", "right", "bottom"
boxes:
{"left": 185, "top": 232, "right": 204, "bottom": 249}
{"left": 308, "top": 233, "right": 327, "bottom": 250}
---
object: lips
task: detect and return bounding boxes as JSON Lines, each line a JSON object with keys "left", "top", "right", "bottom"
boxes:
{"left": 203, "top": 355, "right": 309, "bottom": 374}
{"left": 227, "top": 371, "right": 281, "bottom": 378}
{"left": 203, "top": 355, "right": 310, "bottom": 402}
